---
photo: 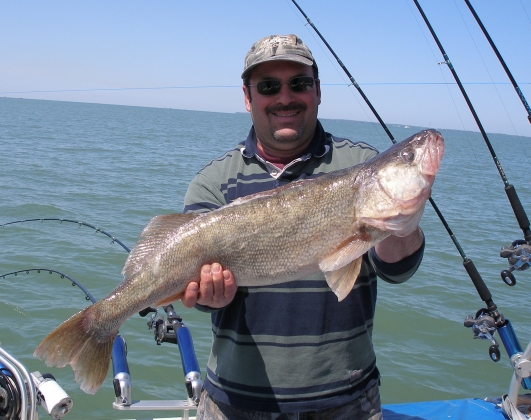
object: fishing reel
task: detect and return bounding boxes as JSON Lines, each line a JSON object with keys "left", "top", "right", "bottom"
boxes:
{"left": 464, "top": 308, "right": 501, "bottom": 362}
{"left": 145, "top": 306, "right": 182, "bottom": 345}
{"left": 142, "top": 305, "right": 203, "bottom": 404}
{"left": 0, "top": 365, "right": 19, "bottom": 420}
{"left": 500, "top": 239, "right": 531, "bottom": 286}
{"left": 0, "top": 349, "right": 72, "bottom": 420}
{"left": 32, "top": 372, "right": 73, "bottom": 419}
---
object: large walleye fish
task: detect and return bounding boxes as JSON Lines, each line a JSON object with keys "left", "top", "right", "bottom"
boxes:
{"left": 34, "top": 129, "right": 444, "bottom": 394}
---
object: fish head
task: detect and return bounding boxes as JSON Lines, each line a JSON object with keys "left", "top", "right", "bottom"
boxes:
{"left": 356, "top": 129, "right": 444, "bottom": 236}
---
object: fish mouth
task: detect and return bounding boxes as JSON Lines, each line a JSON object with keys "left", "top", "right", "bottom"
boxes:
{"left": 378, "top": 129, "right": 443, "bottom": 208}
{"left": 420, "top": 130, "right": 444, "bottom": 176}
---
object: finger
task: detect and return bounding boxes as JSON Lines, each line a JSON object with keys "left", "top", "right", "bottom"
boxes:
{"left": 222, "top": 269, "right": 237, "bottom": 299}
{"left": 211, "top": 263, "right": 225, "bottom": 302}
{"left": 198, "top": 264, "right": 214, "bottom": 302}
{"left": 181, "top": 281, "right": 199, "bottom": 308}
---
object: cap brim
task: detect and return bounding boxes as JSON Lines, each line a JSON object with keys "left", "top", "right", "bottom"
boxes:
{"left": 241, "top": 55, "right": 314, "bottom": 79}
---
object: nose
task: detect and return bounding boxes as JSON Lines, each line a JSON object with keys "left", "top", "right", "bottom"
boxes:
{"left": 275, "top": 83, "right": 298, "bottom": 103}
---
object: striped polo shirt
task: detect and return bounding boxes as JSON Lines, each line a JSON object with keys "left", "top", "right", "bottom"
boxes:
{"left": 183, "top": 120, "right": 424, "bottom": 412}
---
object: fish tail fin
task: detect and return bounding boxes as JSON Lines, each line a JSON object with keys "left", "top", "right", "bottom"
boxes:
{"left": 34, "top": 304, "right": 116, "bottom": 394}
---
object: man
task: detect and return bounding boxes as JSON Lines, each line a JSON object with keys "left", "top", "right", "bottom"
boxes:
{"left": 182, "top": 34, "right": 426, "bottom": 419}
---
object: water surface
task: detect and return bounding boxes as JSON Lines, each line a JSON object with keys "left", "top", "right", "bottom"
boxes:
{"left": 1, "top": 97, "right": 530, "bottom": 419}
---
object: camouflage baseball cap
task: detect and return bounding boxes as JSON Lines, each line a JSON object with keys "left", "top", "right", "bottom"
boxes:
{"left": 241, "top": 34, "right": 317, "bottom": 79}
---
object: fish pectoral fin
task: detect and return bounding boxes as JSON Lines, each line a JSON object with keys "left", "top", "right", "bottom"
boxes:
{"left": 155, "top": 291, "right": 184, "bottom": 307}
{"left": 319, "top": 236, "right": 373, "bottom": 273}
{"left": 324, "top": 258, "right": 363, "bottom": 302}
{"left": 319, "top": 236, "right": 375, "bottom": 301}
{"left": 123, "top": 213, "right": 199, "bottom": 277}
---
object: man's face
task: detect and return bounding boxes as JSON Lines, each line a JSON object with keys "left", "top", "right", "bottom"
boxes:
{"left": 243, "top": 60, "right": 321, "bottom": 157}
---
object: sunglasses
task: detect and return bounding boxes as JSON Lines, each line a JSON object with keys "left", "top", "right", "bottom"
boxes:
{"left": 249, "top": 76, "right": 316, "bottom": 96}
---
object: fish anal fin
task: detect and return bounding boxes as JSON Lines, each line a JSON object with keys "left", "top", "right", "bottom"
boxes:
{"left": 123, "top": 213, "right": 199, "bottom": 277}
{"left": 155, "top": 291, "right": 184, "bottom": 307}
{"left": 324, "top": 258, "right": 363, "bottom": 302}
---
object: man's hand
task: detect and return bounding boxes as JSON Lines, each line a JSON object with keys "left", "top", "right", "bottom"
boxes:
{"left": 375, "top": 227, "right": 424, "bottom": 263}
{"left": 374, "top": 202, "right": 426, "bottom": 263}
{"left": 181, "top": 263, "right": 237, "bottom": 309}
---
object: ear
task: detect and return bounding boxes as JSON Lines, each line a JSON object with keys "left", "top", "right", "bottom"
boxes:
{"left": 315, "top": 79, "right": 322, "bottom": 105}
{"left": 243, "top": 85, "right": 252, "bottom": 112}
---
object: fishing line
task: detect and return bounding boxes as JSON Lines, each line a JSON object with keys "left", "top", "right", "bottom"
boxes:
{"left": 452, "top": 0, "right": 518, "bottom": 130}
{"left": 0, "top": 86, "right": 242, "bottom": 95}
{"left": 519, "top": 0, "right": 531, "bottom": 27}
{"left": 284, "top": 0, "right": 389, "bottom": 142}
{"left": 407, "top": 0, "right": 518, "bottom": 250}
{"left": 456, "top": 0, "right": 531, "bottom": 221}
{"left": 1, "top": 218, "right": 131, "bottom": 253}
{"left": 0, "top": 269, "right": 96, "bottom": 303}
{"left": 290, "top": 0, "right": 397, "bottom": 145}
{"left": 4, "top": 82, "right": 527, "bottom": 97}
{"left": 463, "top": 0, "right": 531, "bottom": 126}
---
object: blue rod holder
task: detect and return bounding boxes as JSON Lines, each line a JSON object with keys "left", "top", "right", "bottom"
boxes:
{"left": 176, "top": 326, "right": 200, "bottom": 375}
{"left": 112, "top": 335, "right": 130, "bottom": 377}
{"left": 498, "top": 319, "right": 531, "bottom": 389}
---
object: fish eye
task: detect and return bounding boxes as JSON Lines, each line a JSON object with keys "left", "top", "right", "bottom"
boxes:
{"left": 402, "top": 150, "right": 415, "bottom": 162}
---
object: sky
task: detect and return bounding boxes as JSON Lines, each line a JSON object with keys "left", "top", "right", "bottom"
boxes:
{"left": 1, "top": 0, "right": 531, "bottom": 137}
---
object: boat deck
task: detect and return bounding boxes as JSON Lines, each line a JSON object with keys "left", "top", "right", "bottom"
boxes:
{"left": 383, "top": 398, "right": 513, "bottom": 419}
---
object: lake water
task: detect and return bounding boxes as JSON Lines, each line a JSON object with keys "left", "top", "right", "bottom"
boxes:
{"left": 1, "top": 97, "right": 531, "bottom": 419}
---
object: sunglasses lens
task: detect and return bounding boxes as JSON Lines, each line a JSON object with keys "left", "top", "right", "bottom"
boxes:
{"left": 256, "top": 80, "right": 281, "bottom": 95}
{"left": 254, "top": 77, "right": 315, "bottom": 95}
{"left": 289, "top": 77, "right": 314, "bottom": 92}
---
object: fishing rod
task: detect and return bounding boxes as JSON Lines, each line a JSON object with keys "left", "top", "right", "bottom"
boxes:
{"left": 0, "top": 268, "right": 96, "bottom": 302}
{"left": 3, "top": 217, "right": 158, "bottom": 317}
{"left": 413, "top": 0, "right": 531, "bottom": 244}
{"left": 1, "top": 218, "right": 131, "bottom": 252}
{"left": 464, "top": 0, "right": 531, "bottom": 124}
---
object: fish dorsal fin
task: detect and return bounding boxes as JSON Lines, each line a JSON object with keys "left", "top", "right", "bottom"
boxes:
{"left": 122, "top": 213, "right": 198, "bottom": 277}
{"left": 323, "top": 258, "right": 363, "bottom": 302}
{"left": 319, "top": 235, "right": 375, "bottom": 301}
{"left": 139, "top": 214, "right": 197, "bottom": 239}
